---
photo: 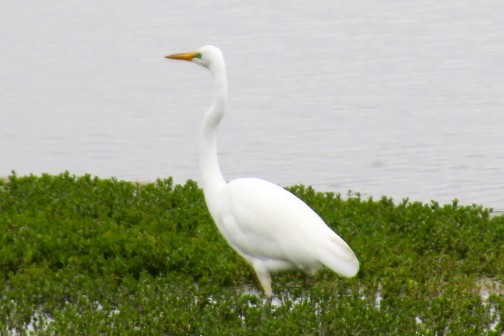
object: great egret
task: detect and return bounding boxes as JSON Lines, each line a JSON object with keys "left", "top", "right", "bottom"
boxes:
{"left": 166, "top": 45, "right": 359, "bottom": 300}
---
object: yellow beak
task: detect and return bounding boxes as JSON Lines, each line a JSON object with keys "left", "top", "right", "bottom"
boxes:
{"left": 165, "top": 51, "right": 200, "bottom": 61}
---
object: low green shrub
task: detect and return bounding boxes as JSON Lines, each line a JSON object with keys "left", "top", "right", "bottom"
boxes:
{"left": 0, "top": 173, "right": 502, "bottom": 335}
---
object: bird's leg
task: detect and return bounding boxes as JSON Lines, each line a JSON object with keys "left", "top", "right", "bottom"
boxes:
{"left": 253, "top": 265, "right": 273, "bottom": 319}
{"left": 256, "top": 270, "right": 273, "bottom": 300}
{"left": 261, "top": 296, "right": 272, "bottom": 320}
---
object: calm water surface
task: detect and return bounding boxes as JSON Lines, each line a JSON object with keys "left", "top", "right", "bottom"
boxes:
{"left": 1, "top": 1, "right": 503, "bottom": 209}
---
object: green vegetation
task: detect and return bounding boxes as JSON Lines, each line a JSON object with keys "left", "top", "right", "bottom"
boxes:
{"left": 0, "top": 172, "right": 503, "bottom": 335}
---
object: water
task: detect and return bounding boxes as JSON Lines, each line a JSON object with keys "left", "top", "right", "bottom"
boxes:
{"left": 1, "top": 1, "right": 503, "bottom": 209}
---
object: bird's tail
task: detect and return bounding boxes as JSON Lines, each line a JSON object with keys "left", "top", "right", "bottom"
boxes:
{"left": 317, "top": 235, "right": 359, "bottom": 277}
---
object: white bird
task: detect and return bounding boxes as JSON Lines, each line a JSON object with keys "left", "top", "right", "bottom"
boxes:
{"left": 166, "top": 45, "right": 359, "bottom": 301}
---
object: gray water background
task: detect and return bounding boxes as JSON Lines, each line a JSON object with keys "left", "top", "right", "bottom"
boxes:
{"left": 1, "top": 1, "right": 503, "bottom": 209}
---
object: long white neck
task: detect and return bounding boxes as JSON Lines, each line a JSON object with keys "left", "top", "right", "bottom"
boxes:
{"left": 200, "top": 58, "right": 228, "bottom": 201}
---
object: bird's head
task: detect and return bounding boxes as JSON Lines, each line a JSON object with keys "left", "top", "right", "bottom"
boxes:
{"left": 165, "top": 45, "right": 223, "bottom": 70}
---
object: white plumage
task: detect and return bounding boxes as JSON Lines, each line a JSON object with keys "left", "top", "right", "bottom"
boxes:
{"left": 166, "top": 45, "right": 359, "bottom": 299}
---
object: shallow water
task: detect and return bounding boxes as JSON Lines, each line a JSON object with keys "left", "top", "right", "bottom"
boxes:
{"left": 1, "top": 1, "right": 503, "bottom": 209}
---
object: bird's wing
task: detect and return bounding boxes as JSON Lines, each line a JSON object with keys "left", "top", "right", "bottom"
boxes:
{"left": 214, "top": 178, "right": 358, "bottom": 276}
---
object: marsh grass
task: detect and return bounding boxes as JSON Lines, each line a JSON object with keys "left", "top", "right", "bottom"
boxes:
{"left": 0, "top": 172, "right": 503, "bottom": 335}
